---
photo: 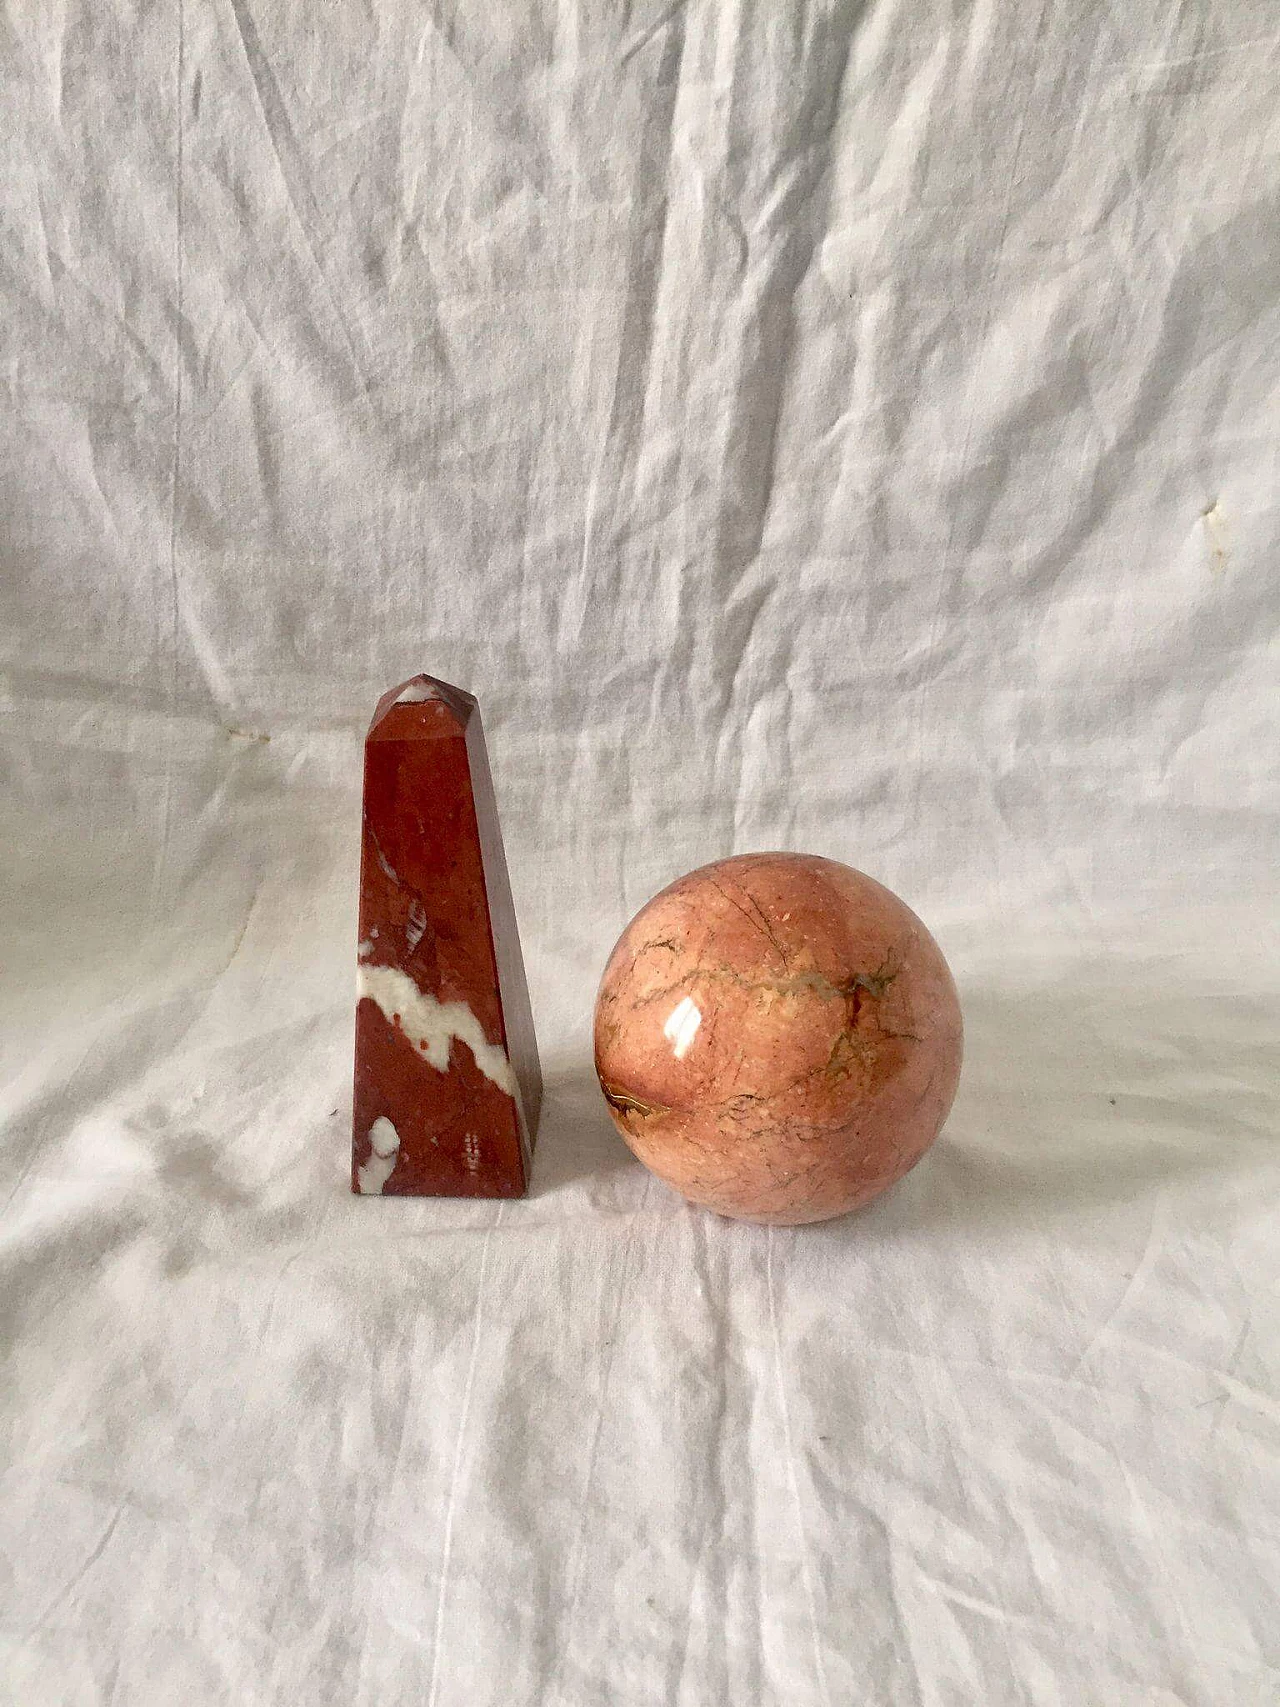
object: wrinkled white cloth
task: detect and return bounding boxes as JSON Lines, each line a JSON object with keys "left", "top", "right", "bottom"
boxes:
{"left": 2, "top": 3, "right": 1278, "bottom": 1704}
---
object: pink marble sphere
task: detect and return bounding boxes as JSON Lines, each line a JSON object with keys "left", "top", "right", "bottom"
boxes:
{"left": 593, "top": 853, "right": 963, "bottom": 1225}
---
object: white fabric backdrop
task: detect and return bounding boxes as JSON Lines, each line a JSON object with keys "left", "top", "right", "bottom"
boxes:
{"left": 2, "top": 2, "right": 1278, "bottom": 1702}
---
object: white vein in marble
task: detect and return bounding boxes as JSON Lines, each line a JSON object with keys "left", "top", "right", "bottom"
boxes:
{"left": 358, "top": 1115, "right": 401, "bottom": 1195}
{"left": 357, "top": 964, "right": 517, "bottom": 1097}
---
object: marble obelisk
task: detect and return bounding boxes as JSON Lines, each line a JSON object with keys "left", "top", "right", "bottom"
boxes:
{"left": 352, "top": 676, "right": 541, "bottom": 1196}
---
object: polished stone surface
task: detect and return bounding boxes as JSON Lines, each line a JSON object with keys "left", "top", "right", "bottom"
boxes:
{"left": 594, "top": 853, "right": 962, "bottom": 1225}
{"left": 352, "top": 675, "right": 541, "bottom": 1196}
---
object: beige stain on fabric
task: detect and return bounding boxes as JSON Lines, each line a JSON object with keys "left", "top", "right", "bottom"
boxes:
{"left": 1202, "top": 500, "right": 1228, "bottom": 573}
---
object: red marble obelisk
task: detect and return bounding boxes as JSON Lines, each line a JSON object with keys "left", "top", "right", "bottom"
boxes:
{"left": 352, "top": 675, "right": 541, "bottom": 1196}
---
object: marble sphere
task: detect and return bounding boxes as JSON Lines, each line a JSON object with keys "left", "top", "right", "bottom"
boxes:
{"left": 593, "top": 853, "right": 963, "bottom": 1225}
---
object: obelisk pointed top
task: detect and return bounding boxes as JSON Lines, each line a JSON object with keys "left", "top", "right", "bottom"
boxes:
{"left": 368, "top": 674, "right": 477, "bottom": 739}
